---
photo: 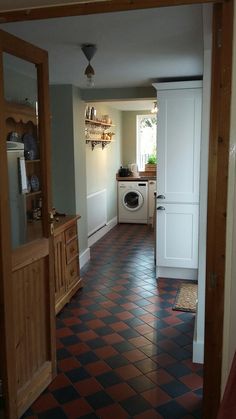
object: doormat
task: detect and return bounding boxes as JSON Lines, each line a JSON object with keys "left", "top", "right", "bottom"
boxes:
{"left": 173, "top": 282, "right": 198, "bottom": 313}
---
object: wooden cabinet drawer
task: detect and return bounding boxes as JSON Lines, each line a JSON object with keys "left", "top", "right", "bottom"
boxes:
{"left": 65, "top": 224, "right": 77, "bottom": 243}
{"left": 67, "top": 258, "right": 79, "bottom": 286}
{"left": 66, "top": 238, "right": 78, "bottom": 263}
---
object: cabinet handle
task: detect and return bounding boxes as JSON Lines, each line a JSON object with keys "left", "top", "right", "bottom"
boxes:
{"left": 157, "top": 194, "right": 165, "bottom": 199}
{"left": 157, "top": 206, "right": 165, "bottom": 211}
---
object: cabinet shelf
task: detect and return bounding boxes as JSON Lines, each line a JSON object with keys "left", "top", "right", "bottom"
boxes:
{"left": 26, "top": 190, "right": 42, "bottom": 197}
{"left": 25, "top": 159, "right": 40, "bottom": 164}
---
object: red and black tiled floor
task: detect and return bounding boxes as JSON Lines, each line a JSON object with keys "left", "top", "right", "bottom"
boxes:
{"left": 23, "top": 224, "right": 203, "bottom": 418}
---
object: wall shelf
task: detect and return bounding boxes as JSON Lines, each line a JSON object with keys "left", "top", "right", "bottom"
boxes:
{"left": 86, "top": 139, "right": 114, "bottom": 150}
{"left": 85, "top": 117, "right": 115, "bottom": 150}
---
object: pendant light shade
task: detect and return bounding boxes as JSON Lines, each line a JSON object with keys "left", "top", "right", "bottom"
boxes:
{"left": 81, "top": 44, "right": 97, "bottom": 87}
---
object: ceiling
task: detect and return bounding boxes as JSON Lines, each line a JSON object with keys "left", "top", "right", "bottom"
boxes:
{"left": 1, "top": 4, "right": 204, "bottom": 94}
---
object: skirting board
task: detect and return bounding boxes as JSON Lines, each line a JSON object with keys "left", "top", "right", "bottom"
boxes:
{"left": 156, "top": 267, "right": 198, "bottom": 280}
{"left": 193, "top": 339, "right": 204, "bottom": 364}
{"left": 88, "top": 217, "right": 117, "bottom": 248}
{"left": 79, "top": 248, "right": 90, "bottom": 269}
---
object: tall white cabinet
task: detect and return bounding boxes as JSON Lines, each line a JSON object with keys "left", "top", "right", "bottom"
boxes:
{"left": 153, "top": 81, "right": 202, "bottom": 280}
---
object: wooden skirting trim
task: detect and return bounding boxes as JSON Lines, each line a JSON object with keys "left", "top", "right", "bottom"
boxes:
{"left": 0, "top": 0, "right": 222, "bottom": 23}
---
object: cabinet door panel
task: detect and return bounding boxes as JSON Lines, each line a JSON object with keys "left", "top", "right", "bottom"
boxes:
{"left": 54, "top": 233, "right": 66, "bottom": 301}
{"left": 157, "top": 88, "right": 202, "bottom": 203}
{"left": 157, "top": 204, "right": 199, "bottom": 269}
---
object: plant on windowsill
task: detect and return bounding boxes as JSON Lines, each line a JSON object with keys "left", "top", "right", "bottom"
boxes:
{"left": 145, "top": 155, "right": 156, "bottom": 172}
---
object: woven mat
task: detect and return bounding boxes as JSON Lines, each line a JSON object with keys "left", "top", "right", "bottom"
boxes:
{"left": 173, "top": 282, "right": 198, "bottom": 313}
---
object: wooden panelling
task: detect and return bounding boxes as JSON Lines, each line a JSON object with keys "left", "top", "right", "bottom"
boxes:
{"left": 13, "top": 257, "right": 51, "bottom": 416}
{"left": 0, "top": 0, "right": 222, "bottom": 23}
{"left": 13, "top": 258, "right": 49, "bottom": 388}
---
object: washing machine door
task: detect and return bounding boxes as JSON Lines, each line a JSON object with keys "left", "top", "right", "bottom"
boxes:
{"left": 123, "top": 190, "right": 144, "bottom": 211}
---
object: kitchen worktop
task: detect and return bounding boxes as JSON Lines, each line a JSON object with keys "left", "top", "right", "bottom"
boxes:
{"left": 116, "top": 175, "right": 156, "bottom": 181}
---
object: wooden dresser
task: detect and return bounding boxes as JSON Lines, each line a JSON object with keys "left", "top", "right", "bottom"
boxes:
{"left": 54, "top": 215, "right": 82, "bottom": 314}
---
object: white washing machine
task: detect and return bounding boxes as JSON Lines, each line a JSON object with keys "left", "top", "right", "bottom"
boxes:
{"left": 118, "top": 181, "right": 148, "bottom": 224}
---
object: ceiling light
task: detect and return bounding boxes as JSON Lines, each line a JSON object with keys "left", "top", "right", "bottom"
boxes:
{"left": 151, "top": 101, "right": 158, "bottom": 114}
{"left": 81, "top": 44, "right": 97, "bottom": 87}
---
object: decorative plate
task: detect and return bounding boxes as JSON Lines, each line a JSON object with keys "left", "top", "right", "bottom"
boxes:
{"left": 30, "top": 174, "right": 40, "bottom": 192}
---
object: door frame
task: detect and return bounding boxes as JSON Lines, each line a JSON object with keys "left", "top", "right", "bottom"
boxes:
{"left": 0, "top": 30, "right": 56, "bottom": 418}
{"left": 0, "top": 1, "right": 233, "bottom": 418}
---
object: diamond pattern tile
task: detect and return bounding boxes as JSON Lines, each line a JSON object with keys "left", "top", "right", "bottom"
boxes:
{"left": 22, "top": 224, "right": 203, "bottom": 418}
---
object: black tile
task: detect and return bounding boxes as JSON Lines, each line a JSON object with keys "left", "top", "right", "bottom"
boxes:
{"left": 65, "top": 367, "right": 90, "bottom": 382}
{"left": 95, "top": 326, "right": 114, "bottom": 336}
{"left": 96, "top": 371, "right": 122, "bottom": 388}
{"left": 121, "top": 395, "right": 152, "bottom": 416}
{"left": 38, "top": 407, "right": 68, "bottom": 419}
{"left": 77, "top": 351, "right": 99, "bottom": 365}
{"left": 113, "top": 341, "right": 135, "bottom": 353}
{"left": 156, "top": 400, "right": 189, "bottom": 419}
{"left": 87, "top": 338, "right": 107, "bottom": 349}
{"left": 60, "top": 334, "right": 81, "bottom": 346}
{"left": 128, "top": 375, "right": 156, "bottom": 392}
{"left": 161, "top": 380, "right": 190, "bottom": 398}
{"left": 118, "top": 328, "right": 140, "bottom": 339}
{"left": 86, "top": 391, "right": 114, "bottom": 410}
{"left": 106, "top": 354, "right": 130, "bottom": 368}
{"left": 52, "top": 386, "right": 79, "bottom": 404}
{"left": 56, "top": 348, "right": 71, "bottom": 360}
{"left": 102, "top": 316, "right": 119, "bottom": 324}
{"left": 79, "top": 313, "right": 97, "bottom": 321}
{"left": 70, "top": 323, "right": 89, "bottom": 333}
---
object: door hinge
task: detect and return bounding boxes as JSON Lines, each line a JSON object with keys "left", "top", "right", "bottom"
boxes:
{"left": 209, "top": 272, "right": 218, "bottom": 289}
{"left": 217, "top": 28, "right": 222, "bottom": 48}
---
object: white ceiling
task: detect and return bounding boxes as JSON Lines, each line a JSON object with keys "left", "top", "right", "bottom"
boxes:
{"left": 1, "top": 4, "right": 204, "bottom": 91}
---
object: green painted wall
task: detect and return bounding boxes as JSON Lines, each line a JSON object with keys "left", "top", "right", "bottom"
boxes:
{"left": 86, "top": 103, "right": 122, "bottom": 221}
{"left": 50, "top": 84, "right": 88, "bottom": 254}
{"left": 72, "top": 87, "right": 88, "bottom": 253}
{"left": 121, "top": 110, "right": 150, "bottom": 167}
{"left": 50, "top": 85, "right": 76, "bottom": 215}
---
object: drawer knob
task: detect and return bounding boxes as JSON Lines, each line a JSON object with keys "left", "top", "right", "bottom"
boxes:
{"left": 70, "top": 247, "right": 75, "bottom": 253}
{"left": 70, "top": 269, "right": 75, "bottom": 276}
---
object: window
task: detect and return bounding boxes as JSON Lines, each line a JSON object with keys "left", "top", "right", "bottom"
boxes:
{"left": 136, "top": 114, "right": 157, "bottom": 171}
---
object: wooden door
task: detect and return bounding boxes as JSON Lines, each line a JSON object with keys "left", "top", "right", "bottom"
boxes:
{"left": 0, "top": 30, "right": 56, "bottom": 419}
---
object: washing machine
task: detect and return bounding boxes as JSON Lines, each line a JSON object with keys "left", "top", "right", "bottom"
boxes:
{"left": 118, "top": 181, "right": 148, "bottom": 224}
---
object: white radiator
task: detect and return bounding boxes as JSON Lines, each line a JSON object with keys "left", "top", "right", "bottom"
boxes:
{"left": 87, "top": 189, "right": 107, "bottom": 237}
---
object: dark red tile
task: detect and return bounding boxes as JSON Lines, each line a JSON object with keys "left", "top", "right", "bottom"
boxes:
{"left": 141, "top": 387, "right": 171, "bottom": 407}
{"left": 97, "top": 403, "right": 130, "bottom": 418}
{"left": 74, "top": 377, "right": 103, "bottom": 396}
{"left": 85, "top": 360, "right": 111, "bottom": 376}
{"left": 106, "top": 382, "right": 137, "bottom": 401}
{"left": 123, "top": 349, "right": 147, "bottom": 362}
{"left": 115, "top": 364, "right": 142, "bottom": 380}
{"left": 63, "top": 398, "right": 93, "bottom": 418}
{"left": 31, "top": 393, "right": 58, "bottom": 413}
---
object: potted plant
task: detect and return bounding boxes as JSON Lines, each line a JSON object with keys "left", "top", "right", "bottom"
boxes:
{"left": 145, "top": 155, "right": 157, "bottom": 172}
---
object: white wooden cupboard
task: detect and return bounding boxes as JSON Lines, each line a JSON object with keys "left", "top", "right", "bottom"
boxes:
{"left": 153, "top": 81, "right": 202, "bottom": 280}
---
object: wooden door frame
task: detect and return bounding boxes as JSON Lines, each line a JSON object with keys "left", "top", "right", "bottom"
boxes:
{"left": 0, "top": 1, "right": 233, "bottom": 418}
{"left": 0, "top": 30, "right": 56, "bottom": 418}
